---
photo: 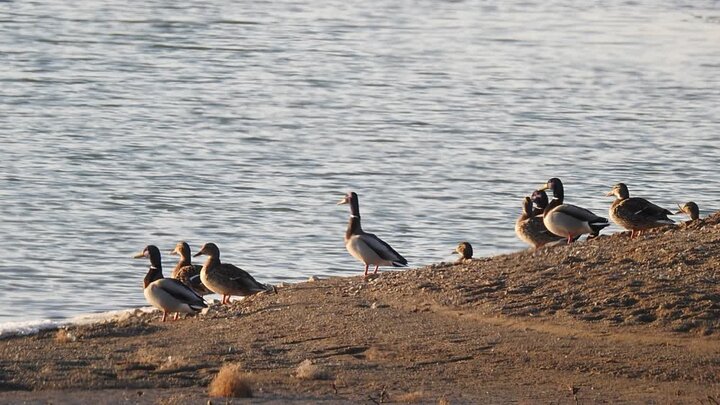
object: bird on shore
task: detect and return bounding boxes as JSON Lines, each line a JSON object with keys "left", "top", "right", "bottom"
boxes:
{"left": 606, "top": 183, "right": 674, "bottom": 238}
{"left": 169, "top": 241, "right": 213, "bottom": 296}
{"left": 676, "top": 201, "right": 700, "bottom": 222}
{"left": 539, "top": 178, "right": 610, "bottom": 243}
{"left": 193, "top": 242, "right": 274, "bottom": 305}
{"left": 516, "top": 196, "right": 565, "bottom": 249}
{"left": 337, "top": 191, "right": 408, "bottom": 277}
{"left": 133, "top": 245, "right": 207, "bottom": 322}
{"left": 453, "top": 241, "right": 473, "bottom": 262}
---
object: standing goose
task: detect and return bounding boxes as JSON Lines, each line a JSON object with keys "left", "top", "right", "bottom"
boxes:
{"left": 133, "top": 245, "right": 207, "bottom": 322}
{"left": 193, "top": 242, "right": 273, "bottom": 305}
{"left": 676, "top": 201, "right": 700, "bottom": 222}
{"left": 539, "top": 178, "right": 610, "bottom": 243}
{"left": 337, "top": 191, "right": 408, "bottom": 277}
{"left": 516, "top": 196, "right": 565, "bottom": 249}
{"left": 169, "top": 241, "right": 213, "bottom": 296}
{"left": 453, "top": 241, "right": 473, "bottom": 262}
{"left": 606, "top": 183, "right": 674, "bottom": 238}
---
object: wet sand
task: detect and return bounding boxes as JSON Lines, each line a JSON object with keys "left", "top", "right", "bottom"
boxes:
{"left": 1, "top": 214, "right": 720, "bottom": 403}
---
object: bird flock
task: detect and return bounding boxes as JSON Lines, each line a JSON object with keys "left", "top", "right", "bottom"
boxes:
{"left": 135, "top": 184, "right": 699, "bottom": 322}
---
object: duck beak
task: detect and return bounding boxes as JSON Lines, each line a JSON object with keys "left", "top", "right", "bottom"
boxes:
{"left": 538, "top": 183, "right": 549, "bottom": 191}
{"left": 337, "top": 196, "right": 349, "bottom": 205}
{"left": 605, "top": 191, "right": 614, "bottom": 197}
{"left": 193, "top": 251, "right": 203, "bottom": 257}
{"left": 132, "top": 251, "right": 146, "bottom": 259}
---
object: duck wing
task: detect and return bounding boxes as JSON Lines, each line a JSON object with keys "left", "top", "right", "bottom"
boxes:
{"left": 622, "top": 197, "right": 674, "bottom": 222}
{"left": 554, "top": 204, "right": 608, "bottom": 224}
{"left": 154, "top": 278, "right": 207, "bottom": 310}
{"left": 221, "top": 264, "right": 269, "bottom": 292}
{"left": 358, "top": 233, "right": 408, "bottom": 266}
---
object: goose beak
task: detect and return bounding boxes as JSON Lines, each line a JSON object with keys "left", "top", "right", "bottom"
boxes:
{"left": 337, "top": 196, "right": 350, "bottom": 205}
{"left": 132, "top": 251, "right": 146, "bottom": 259}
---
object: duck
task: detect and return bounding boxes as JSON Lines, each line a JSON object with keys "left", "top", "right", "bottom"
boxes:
{"left": 539, "top": 178, "right": 610, "bottom": 243}
{"left": 606, "top": 183, "right": 674, "bottom": 237}
{"left": 676, "top": 201, "right": 699, "bottom": 222}
{"left": 516, "top": 196, "right": 565, "bottom": 249}
{"left": 133, "top": 245, "right": 207, "bottom": 322}
{"left": 169, "top": 241, "right": 213, "bottom": 296}
{"left": 193, "top": 242, "right": 274, "bottom": 305}
{"left": 530, "top": 189, "right": 551, "bottom": 216}
{"left": 453, "top": 241, "right": 473, "bottom": 262}
{"left": 337, "top": 191, "right": 408, "bottom": 277}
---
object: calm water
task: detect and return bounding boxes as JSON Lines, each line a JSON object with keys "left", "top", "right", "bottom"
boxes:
{"left": 1, "top": 1, "right": 719, "bottom": 323}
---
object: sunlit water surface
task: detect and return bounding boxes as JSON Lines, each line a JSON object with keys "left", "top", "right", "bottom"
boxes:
{"left": 1, "top": 0, "right": 719, "bottom": 323}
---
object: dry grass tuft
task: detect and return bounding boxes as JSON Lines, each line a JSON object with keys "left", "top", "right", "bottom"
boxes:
{"left": 393, "top": 391, "right": 426, "bottom": 403}
{"left": 294, "top": 359, "right": 332, "bottom": 380}
{"left": 208, "top": 364, "right": 253, "bottom": 398}
{"left": 54, "top": 329, "right": 77, "bottom": 343}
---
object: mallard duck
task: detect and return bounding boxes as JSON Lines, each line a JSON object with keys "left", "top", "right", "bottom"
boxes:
{"left": 453, "top": 241, "right": 473, "bottom": 262}
{"left": 133, "top": 245, "right": 207, "bottom": 322}
{"left": 539, "top": 178, "right": 609, "bottom": 243}
{"left": 169, "top": 241, "right": 212, "bottom": 296}
{"left": 676, "top": 201, "right": 699, "bottom": 222}
{"left": 516, "top": 196, "right": 565, "bottom": 249}
{"left": 530, "top": 189, "right": 550, "bottom": 217}
{"left": 337, "top": 191, "right": 408, "bottom": 277}
{"left": 606, "top": 183, "right": 674, "bottom": 237}
{"left": 193, "top": 242, "right": 273, "bottom": 305}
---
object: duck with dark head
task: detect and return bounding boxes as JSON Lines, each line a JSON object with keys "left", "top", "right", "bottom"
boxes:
{"left": 538, "top": 178, "right": 610, "bottom": 243}
{"left": 133, "top": 245, "right": 207, "bottom": 322}
{"left": 676, "top": 201, "right": 699, "bottom": 222}
{"left": 337, "top": 191, "right": 408, "bottom": 278}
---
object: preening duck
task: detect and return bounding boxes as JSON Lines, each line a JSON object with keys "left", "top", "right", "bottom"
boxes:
{"left": 133, "top": 245, "right": 207, "bottom": 322}
{"left": 676, "top": 201, "right": 699, "bottom": 222}
{"left": 170, "top": 241, "right": 212, "bottom": 296}
{"left": 516, "top": 196, "right": 564, "bottom": 249}
{"left": 606, "top": 183, "right": 674, "bottom": 237}
{"left": 539, "top": 178, "right": 609, "bottom": 243}
{"left": 193, "top": 242, "right": 273, "bottom": 305}
{"left": 337, "top": 191, "right": 408, "bottom": 277}
{"left": 453, "top": 241, "right": 473, "bottom": 262}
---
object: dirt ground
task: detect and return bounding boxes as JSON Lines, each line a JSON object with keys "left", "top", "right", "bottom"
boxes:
{"left": 1, "top": 214, "right": 720, "bottom": 404}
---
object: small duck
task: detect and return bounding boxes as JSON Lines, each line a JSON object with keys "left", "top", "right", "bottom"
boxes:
{"left": 193, "top": 242, "right": 273, "bottom": 305}
{"left": 133, "top": 245, "right": 207, "bottom": 322}
{"left": 453, "top": 241, "right": 473, "bottom": 262}
{"left": 676, "top": 201, "right": 699, "bottom": 222}
{"left": 539, "top": 178, "right": 610, "bottom": 243}
{"left": 169, "top": 241, "right": 213, "bottom": 296}
{"left": 606, "top": 183, "right": 674, "bottom": 237}
{"left": 337, "top": 191, "right": 408, "bottom": 277}
{"left": 516, "top": 196, "right": 565, "bottom": 249}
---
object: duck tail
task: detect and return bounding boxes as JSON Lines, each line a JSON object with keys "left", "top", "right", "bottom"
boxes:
{"left": 589, "top": 217, "right": 610, "bottom": 235}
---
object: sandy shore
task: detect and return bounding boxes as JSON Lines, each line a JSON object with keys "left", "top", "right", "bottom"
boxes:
{"left": 2, "top": 214, "right": 720, "bottom": 404}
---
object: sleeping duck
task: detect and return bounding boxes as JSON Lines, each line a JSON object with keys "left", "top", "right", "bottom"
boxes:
{"left": 453, "top": 241, "right": 473, "bottom": 262}
{"left": 170, "top": 241, "right": 212, "bottom": 296}
{"left": 606, "top": 183, "right": 674, "bottom": 237}
{"left": 516, "top": 196, "right": 565, "bottom": 249}
{"left": 539, "top": 178, "right": 610, "bottom": 243}
{"left": 337, "top": 191, "right": 408, "bottom": 277}
{"left": 133, "top": 245, "right": 207, "bottom": 322}
{"left": 676, "top": 201, "right": 699, "bottom": 222}
{"left": 193, "top": 242, "right": 274, "bottom": 305}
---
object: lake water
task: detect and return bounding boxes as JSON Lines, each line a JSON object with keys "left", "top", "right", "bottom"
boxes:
{"left": 1, "top": 0, "right": 719, "bottom": 324}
